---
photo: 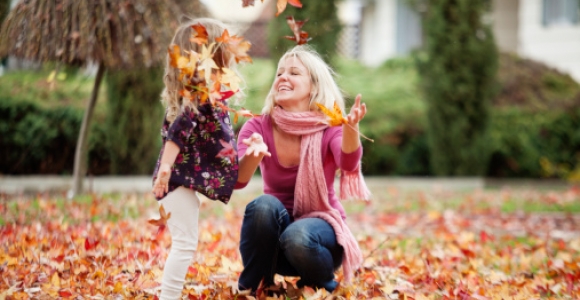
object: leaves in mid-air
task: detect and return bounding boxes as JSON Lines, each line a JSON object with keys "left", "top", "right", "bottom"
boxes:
{"left": 148, "top": 204, "right": 171, "bottom": 228}
{"left": 216, "top": 29, "right": 252, "bottom": 63}
{"left": 241, "top": 0, "right": 256, "bottom": 7}
{"left": 240, "top": 0, "right": 303, "bottom": 17}
{"left": 285, "top": 16, "right": 311, "bottom": 45}
{"left": 190, "top": 23, "right": 209, "bottom": 45}
{"left": 240, "top": 0, "right": 308, "bottom": 43}
{"left": 168, "top": 23, "right": 254, "bottom": 117}
{"left": 276, "top": 0, "right": 303, "bottom": 16}
{"left": 215, "top": 139, "right": 237, "bottom": 164}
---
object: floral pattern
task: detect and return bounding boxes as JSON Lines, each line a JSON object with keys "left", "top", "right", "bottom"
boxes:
{"left": 152, "top": 102, "right": 238, "bottom": 204}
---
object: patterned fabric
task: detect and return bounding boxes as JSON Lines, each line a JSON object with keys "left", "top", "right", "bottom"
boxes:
{"left": 152, "top": 102, "right": 238, "bottom": 204}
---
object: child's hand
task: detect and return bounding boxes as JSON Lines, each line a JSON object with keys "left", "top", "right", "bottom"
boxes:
{"left": 152, "top": 163, "right": 172, "bottom": 198}
{"left": 243, "top": 133, "right": 271, "bottom": 158}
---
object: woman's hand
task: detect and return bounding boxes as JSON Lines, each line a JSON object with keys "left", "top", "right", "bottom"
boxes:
{"left": 152, "top": 163, "right": 172, "bottom": 198}
{"left": 346, "top": 94, "right": 367, "bottom": 126}
{"left": 342, "top": 94, "right": 367, "bottom": 153}
{"left": 243, "top": 133, "right": 271, "bottom": 158}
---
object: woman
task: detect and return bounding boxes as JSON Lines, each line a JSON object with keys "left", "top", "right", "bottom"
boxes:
{"left": 234, "top": 45, "right": 370, "bottom": 293}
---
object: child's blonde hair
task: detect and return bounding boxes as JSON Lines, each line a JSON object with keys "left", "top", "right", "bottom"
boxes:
{"left": 262, "top": 45, "right": 345, "bottom": 115}
{"left": 161, "top": 18, "right": 238, "bottom": 124}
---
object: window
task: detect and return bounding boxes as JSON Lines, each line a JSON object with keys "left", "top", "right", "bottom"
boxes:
{"left": 543, "top": 0, "right": 580, "bottom": 26}
{"left": 396, "top": 0, "right": 423, "bottom": 55}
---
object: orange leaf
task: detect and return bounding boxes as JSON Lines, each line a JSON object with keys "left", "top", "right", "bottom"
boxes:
{"left": 288, "top": 0, "right": 303, "bottom": 8}
{"left": 190, "top": 23, "right": 209, "bottom": 45}
{"left": 168, "top": 44, "right": 181, "bottom": 68}
{"left": 276, "top": 0, "right": 302, "bottom": 16}
{"left": 148, "top": 204, "right": 171, "bottom": 227}
{"left": 216, "top": 30, "right": 253, "bottom": 63}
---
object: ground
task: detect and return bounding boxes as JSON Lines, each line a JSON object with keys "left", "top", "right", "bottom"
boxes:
{"left": 0, "top": 182, "right": 579, "bottom": 299}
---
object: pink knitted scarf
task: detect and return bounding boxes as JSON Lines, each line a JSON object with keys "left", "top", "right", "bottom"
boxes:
{"left": 272, "top": 106, "right": 370, "bottom": 282}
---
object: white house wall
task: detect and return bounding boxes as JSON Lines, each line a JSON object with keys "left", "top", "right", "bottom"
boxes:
{"left": 492, "top": 0, "right": 520, "bottom": 53}
{"left": 518, "top": 0, "right": 580, "bottom": 82}
{"left": 359, "top": 0, "right": 398, "bottom": 67}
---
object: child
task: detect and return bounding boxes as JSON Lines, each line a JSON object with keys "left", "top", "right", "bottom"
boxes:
{"left": 151, "top": 17, "right": 246, "bottom": 300}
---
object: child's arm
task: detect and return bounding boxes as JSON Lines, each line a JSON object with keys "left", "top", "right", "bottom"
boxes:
{"left": 236, "top": 133, "right": 271, "bottom": 186}
{"left": 152, "top": 140, "right": 180, "bottom": 198}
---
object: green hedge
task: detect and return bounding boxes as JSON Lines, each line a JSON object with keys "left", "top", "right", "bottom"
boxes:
{"left": 1, "top": 54, "right": 579, "bottom": 178}
{"left": 0, "top": 95, "right": 110, "bottom": 174}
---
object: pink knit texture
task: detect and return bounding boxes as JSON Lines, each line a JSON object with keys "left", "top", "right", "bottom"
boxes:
{"left": 272, "top": 106, "right": 367, "bottom": 283}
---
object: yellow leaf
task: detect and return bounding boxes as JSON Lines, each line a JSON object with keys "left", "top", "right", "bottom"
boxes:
{"left": 316, "top": 102, "right": 347, "bottom": 127}
{"left": 113, "top": 281, "right": 124, "bottom": 294}
{"left": 199, "top": 43, "right": 219, "bottom": 84}
{"left": 51, "top": 272, "right": 60, "bottom": 287}
{"left": 47, "top": 70, "right": 56, "bottom": 83}
{"left": 220, "top": 67, "right": 241, "bottom": 92}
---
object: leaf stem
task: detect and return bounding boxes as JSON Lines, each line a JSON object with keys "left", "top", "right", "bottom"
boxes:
{"left": 346, "top": 123, "right": 374, "bottom": 143}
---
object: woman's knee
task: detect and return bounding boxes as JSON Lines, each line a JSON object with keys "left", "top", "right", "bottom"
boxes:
{"left": 246, "top": 194, "right": 282, "bottom": 213}
{"left": 243, "top": 195, "right": 288, "bottom": 224}
{"left": 280, "top": 219, "right": 328, "bottom": 254}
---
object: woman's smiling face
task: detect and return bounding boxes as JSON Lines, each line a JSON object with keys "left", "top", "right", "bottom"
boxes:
{"left": 273, "top": 56, "right": 312, "bottom": 112}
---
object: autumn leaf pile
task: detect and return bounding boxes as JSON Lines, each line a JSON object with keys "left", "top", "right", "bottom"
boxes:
{"left": 1, "top": 185, "right": 579, "bottom": 299}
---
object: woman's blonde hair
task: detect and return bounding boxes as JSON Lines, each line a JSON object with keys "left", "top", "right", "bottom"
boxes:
{"left": 161, "top": 17, "right": 239, "bottom": 124}
{"left": 262, "top": 45, "right": 345, "bottom": 115}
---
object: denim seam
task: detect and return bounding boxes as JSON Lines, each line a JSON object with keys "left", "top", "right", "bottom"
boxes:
{"left": 269, "top": 208, "right": 289, "bottom": 284}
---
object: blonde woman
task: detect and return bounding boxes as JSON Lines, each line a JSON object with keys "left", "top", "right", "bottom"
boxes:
{"left": 235, "top": 45, "right": 370, "bottom": 294}
{"left": 151, "top": 18, "right": 244, "bottom": 300}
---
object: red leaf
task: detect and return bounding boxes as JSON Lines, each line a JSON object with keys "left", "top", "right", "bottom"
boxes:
{"left": 480, "top": 230, "right": 494, "bottom": 243}
{"left": 58, "top": 289, "right": 73, "bottom": 297}
{"left": 241, "top": 0, "right": 255, "bottom": 7}
{"left": 84, "top": 237, "right": 99, "bottom": 251}
{"left": 285, "top": 16, "right": 311, "bottom": 45}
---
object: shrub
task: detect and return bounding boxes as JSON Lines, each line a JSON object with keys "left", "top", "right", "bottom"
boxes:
{"left": 416, "top": 0, "right": 499, "bottom": 176}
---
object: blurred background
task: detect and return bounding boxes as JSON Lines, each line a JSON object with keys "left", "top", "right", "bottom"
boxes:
{"left": 1, "top": 0, "right": 579, "bottom": 184}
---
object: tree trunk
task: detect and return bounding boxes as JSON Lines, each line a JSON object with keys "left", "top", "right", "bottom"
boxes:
{"left": 71, "top": 62, "right": 106, "bottom": 198}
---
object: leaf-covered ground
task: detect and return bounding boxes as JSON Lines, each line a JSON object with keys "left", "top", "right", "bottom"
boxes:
{"left": 1, "top": 184, "right": 579, "bottom": 299}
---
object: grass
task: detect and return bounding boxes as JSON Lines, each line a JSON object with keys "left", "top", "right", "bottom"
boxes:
{"left": 0, "top": 65, "right": 106, "bottom": 108}
{"left": 341, "top": 185, "right": 580, "bottom": 214}
{"left": 2, "top": 179, "right": 578, "bottom": 227}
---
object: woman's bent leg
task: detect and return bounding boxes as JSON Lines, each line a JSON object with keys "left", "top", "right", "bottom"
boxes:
{"left": 238, "top": 195, "right": 290, "bottom": 292}
{"left": 158, "top": 187, "right": 201, "bottom": 300}
{"left": 280, "top": 218, "right": 343, "bottom": 292}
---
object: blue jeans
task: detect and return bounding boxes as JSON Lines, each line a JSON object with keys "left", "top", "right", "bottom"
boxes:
{"left": 238, "top": 195, "right": 343, "bottom": 293}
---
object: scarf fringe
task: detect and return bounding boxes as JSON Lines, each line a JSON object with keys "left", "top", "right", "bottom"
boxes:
{"left": 340, "top": 166, "right": 371, "bottom": 201}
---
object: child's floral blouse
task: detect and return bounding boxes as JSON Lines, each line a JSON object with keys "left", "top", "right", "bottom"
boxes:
{"left": 152, "top": 102, "right": 238, "bottom": 204}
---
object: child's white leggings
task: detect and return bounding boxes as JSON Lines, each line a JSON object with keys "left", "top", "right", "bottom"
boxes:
{"left": 158, "top": 187, "right": 200, "bottom": 300}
